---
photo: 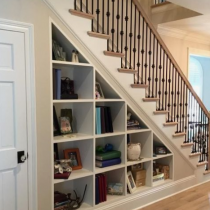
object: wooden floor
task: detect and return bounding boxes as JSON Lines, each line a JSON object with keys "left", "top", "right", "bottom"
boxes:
{"left": 139, "top": 181, "right": 210, "bottom": 210}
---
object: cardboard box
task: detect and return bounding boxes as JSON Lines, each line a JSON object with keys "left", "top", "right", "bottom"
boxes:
{"left": 132, "top": 170, "right": 146, "bottom": 180}
{"left": 135, "top": 178, "right": 146, "bottom": 187}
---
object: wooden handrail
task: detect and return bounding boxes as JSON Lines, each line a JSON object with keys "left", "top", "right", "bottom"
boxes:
{"left": 132, "top": 0, "right": 210, "bottom": 118}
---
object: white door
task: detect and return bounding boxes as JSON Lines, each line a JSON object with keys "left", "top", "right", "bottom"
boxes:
{"left": 0, "top": 29, "right": 28, "bottom": 209}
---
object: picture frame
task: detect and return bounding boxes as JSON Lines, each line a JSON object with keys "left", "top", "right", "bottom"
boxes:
{"left": 60, "top": 116, "right": 72, "bottom": 134}
{"left": 52, "top": 40, "right": 66, "bottom": 61}
{"left": 155, "top": 146, "right": 167, "bottom": 155}
{"left": 95, "top": 82, "right": 104, "bottom": 99}
{"left": 127, "top": 171, "right": 136, "bottom": 193}
{"left": 60, "top": 109, "right": 73, "bottom": 133}
{"left": 53, "top": 106, "right": 61, "bottom": 136}
{"left": 63, "top": 148, "right": 82, "bottom": 170}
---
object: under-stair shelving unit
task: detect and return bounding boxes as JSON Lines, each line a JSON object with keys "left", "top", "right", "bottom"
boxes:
{"left": 50, "top": 22, "right": 174, "bottom": 210}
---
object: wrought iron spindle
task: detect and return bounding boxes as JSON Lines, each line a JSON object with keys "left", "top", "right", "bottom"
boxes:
{"left": 137, "top": 11, "right": 141, "bottom": 83}
{"left": 158, "top": 46, "right": 162, "bottom": 109}
{"left": 111, "top": 0, "right": 115, "bottom": 51}
{"left": 148, "top": 28, "right": 152, "bottom": 96}
{"left": 92, "top": 0, "right": 94, "bottom": 31}
{"left": 106, "top": 0, "right": 110, "bottom": 50}
{"left": 162, "top": 51, "right": 165, "bottom": 110}
{"left": 125, "top": 0, "right": 129, "bottom": 68}
{"left": 151, "top": 35, "right": 155, "bottom": 96}
{"left": 129, "top": 0, "right": 133, "bottom": 68}
{"left": 96, "top": 0, "right": 100, "bottom": 33}
{"left": 133, "top": 5, "right": 137, "bottom": 72}
{"left": 176, "top": 74, "right": 180, "bottom": 132}
{"left": 102, "top": 0, "right": 105, "bottom": 34}
{"left": 145, "top": 24, "right": 148, "bottom": 85}
{"left": 116, "top": 0, "right": 120, "bottom": 52}
{"left": 141, "top": 18, "right": 145, "bottom": 84}
{"left": 155, "top": 41, "right": 159, "bottom": 98}
{"left": 86, "top": 0, "right": 88, "bottom": 13}
{"left": 74, "top": 0, "right": 76, "bottom": 10}
{"left": 80, "top": 0, "right": 82, "bottom": 12}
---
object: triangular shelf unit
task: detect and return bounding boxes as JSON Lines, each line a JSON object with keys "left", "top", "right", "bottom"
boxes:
{"left": 50, "top": 20, "right": 174, "bottom": 210}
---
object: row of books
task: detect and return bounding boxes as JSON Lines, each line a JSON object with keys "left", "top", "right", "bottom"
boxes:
{"left": 95, "top": 106, "right": 113, "bottom": 134}
{"left": 96, "top": 150, "right": 121, "bottom": 168}
{"left": 54, "top": 191, "right": 68, "bottom": 210}
{"left": 95, "top": 174, "right": 107, "bottom": 205}
{"left": 53, "top": 68, "right": 78, "bottom": 100}
{"left": 127, "top": 119, "right": 141, "bottom": 130}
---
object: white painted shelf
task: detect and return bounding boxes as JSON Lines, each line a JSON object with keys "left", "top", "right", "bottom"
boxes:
{"left": 127, "top": 128, "right": 151, "bottom": 134}
{"left": 95, "top": 131, "right": 125, "bottom": 138}
{"left": 52, "top": 60, "right": 93, "bottom": 67}
{"left": 153, "top": 153, "right": 173, "bottom": 160}
{"left": 53, "top": 99, "right": 94, "bottom": 103}
{"left": 95, "top": 164, "right": 125, "bottom": 174}
{"left": 95, "top": 99, "right": 124, "bottom": 102}
{"left": 53, "top": 133, "right": 93, "bottom": 143}
{"left": 126, "top": 158, "right": 152, "bottom": 166}
{"left": 54, "top": 169, "right": 93, "bottom": 184}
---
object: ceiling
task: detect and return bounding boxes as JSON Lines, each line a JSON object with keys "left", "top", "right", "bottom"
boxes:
{"left": 159, "top": 0, "right": 210, "bottom": 38}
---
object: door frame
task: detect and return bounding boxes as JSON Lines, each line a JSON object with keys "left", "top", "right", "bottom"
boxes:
{"left": 0, "top": 19, "right": 37, "bottom": 210}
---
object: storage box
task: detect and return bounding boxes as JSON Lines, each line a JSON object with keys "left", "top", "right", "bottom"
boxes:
{"left": 135, "top": 178, "right": 145, "bottom": 187}
{"left": 132, "top": 170, "right": 146, "bottom": 180}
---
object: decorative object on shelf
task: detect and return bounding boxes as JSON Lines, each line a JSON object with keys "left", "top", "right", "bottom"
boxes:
{"left": 155, "top": 146, "right": 167, "bottom": 155}
{"left": 155, "top": 163, "right": 170, "bottom": 179}
{"left": 54, "top": 184, "right": 87, "bottom": 210}
{"left": 61, "top": 77, "right": 78, "bottom": 99}
{"left": 63, "top": 148, "right": 82, "bottom": 170}
{"left": 131, "top": 169, "right": 146, "bottom": 187}
{"left": 54, "top": 106, "right": 61, "bottom": 136}
{"left": 61, "top": 109, "right": 73, "bottom": 133}
{"left": 127, "top": 142, "right": 141, "bottom": 161}
{"left": 153, "top": 173, "right": 165, "bottom": 183}
{"left": 131, "top": 163, "right": 143, "bottom": 171}
{"left": 71, "top": 50, "right": 79, "bottom": 63}
{"left": 52, "top": 40, "right": 66, "bottom": 61}
{"left": 60, "top": 117, "right": 72, "bottom": 134}
{"left": 96, "top": 143, "right": 113, "bottom": 153}
{"left": 54, "top": 159, "right": 72, "bottom": 179}
{"left": 107, "top": 183, "right": 123, "bottom": 195}
{"left": 95, "top": 82, "right": 104, "bottom": 99}
{"left": 127, "top": 112, "right": 141, "bottom": 130}
{"left": 127, "top": 171, "right": 136, "bottom": 193}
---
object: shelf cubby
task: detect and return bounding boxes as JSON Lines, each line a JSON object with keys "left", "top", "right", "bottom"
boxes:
{"left": 52, "top": 64, "right": 94, "bottom": 100}
{"left": 52, "top": 23, "right": 88, "bottom": 63}
{"left": 56, "top": 139, "right": 94, "bottom": 174}
{"left": 95, "top": 71, "right": 121, "bottom": 99}
{"left": 95, "top": 101, "right": 126, "bottom": 134}
{"left": 95, "top": 135, "right": 126, "bottom": 172}
{"left": 53, "top": 102, "right": 93, "bottom": 136}
{"left": 95, "top": 168, "right": 126, "bottom": 206}
{"left": 54, "top": 175, "right": 94, "bottom": 208}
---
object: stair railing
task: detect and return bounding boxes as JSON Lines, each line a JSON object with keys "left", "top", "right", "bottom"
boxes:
{"left": 74, "top": 0, "right": 210, "bottom": 170}
{"left": 153, "top": 0, "right": 166, "bottom": 5}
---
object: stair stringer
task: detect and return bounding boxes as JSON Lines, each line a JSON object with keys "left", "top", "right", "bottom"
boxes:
{"left": 43, "top": 0, "right": 202, "bottom": 172}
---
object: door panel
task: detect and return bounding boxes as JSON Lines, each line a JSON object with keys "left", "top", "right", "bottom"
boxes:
{"left": 0, "top": 29, "right": 28, "bottom": 210}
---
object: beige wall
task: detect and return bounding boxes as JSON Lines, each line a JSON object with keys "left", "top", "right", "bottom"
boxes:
{"left": 159, "top": 34, "right": 210, "bottom": 77}
{"left": 0, "top": 1, "right": 77, "bottom": 209}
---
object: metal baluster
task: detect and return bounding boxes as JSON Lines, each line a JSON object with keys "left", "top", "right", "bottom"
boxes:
{"left": 148, "top": 28, "right": 152, "bottom": 97}
{"left": 162, "top": 51, "right": 165, "bottom": 110}
{"left": 74, "top": 0, "right": 76, "bottom": 10}
{"left": 171, "top": 64, "right": 174, "bottom": 122}
{"left": 176, "top": 74, "right": 179, "bottom": 132}
{"left": 145, "top": 24, "right": 148, "bottom": 86}
{"left": 133, "top": 5, "right": 137, "bottom": 73}
{"left": 168, "top": 60, "right": 171, "bottom": 121}
{"left": 86, "top": 0, "right": 88, "bottom": 13}
{"left": 96, "top": 0, "right": 100, "bottom": 33}
{"left": 80, "top": 0, "right": 82, "bottom": 11}
{"left": 129, "top": 0, "right": 133, "bottom": 68}
{"left": 102, "top": 0, "right": 105, "bottom": 34}
{"left": 137, "top": 11, "right": 141, "bottom": 84}
{"left": 165, "top": 55, "right": 168, "bottom": 112}
{"left": 155, "top": 41, "right": 159, "bottom": 98}
{"left": 125, "top": 0, "right": 128, "bottom": 68}
{"left": 107, "top": 0, "right": 110, "bottom": 50}
{"left": 174, "top": 69, "right": 177, "bottom": 127}
{"left": 92, "top": 0, "right": 94, "bottom": 31}
{"left": 111, "top": 0, "right": 115, "bottom": 51}
{"left": 152, "top": 34, "right": 155, "bottom": 97}
{"left": 116, "top": 0, "right": 120, "bottom": 52}
{"left": 158, "top": 46, "right": 162, "bottom": 109}
{"left": 141, "top": 18, "right": 145, "bottom": 84}
{"left": 120, "top": 0, "right": 124, "bottom": 68}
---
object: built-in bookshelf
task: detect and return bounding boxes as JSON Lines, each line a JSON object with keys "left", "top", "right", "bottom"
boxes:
{"left": 50, "top": 22, "right": 174, "bottom": 210}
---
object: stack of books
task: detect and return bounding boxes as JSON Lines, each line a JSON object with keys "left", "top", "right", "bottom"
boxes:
{"left": 54, "top": 192, "right": 68, "bottom": 210}
{"left": 95, "top": 174, "right": 107, "bottom": 205}
{"left": 95, "top": 150, "right": 121, "bottom": 168}
{"left": 127, "top": 119, "right": 141, "bottom": 130}
{"left": 95, "top": 106, "right": 113, "bottom": 134}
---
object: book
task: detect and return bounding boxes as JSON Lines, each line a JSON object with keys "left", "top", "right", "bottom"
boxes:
{"left": 104, "top": 107, "right": 109, "bottom": 133}
{"left": 55, "top": 69, "right": 61, "bottom": 99}
{"left": 96, "top": 107, "right": 101, "bottom": 134}
{"left": 96, "top": 158, "right": 121, "bottom": 168}
{"left": 95, "top": 176, "right": 99, "bottom": 205}
{"left": 53, "top": 69, "right": 57, "bottom": 99}
{"left": 101, "top": 174, "right": 107, "bottom": 201}
{"left": 100, "top": 107, "right": 106, "bottom": 134}
{"left": 96, "top": 150, "right": 121, "bottom": 161}
{"left": 54, "top": 205, "right": 68, "bottom": 210}
{"left": 61, "top": 93, "right": 78, "bottom": 99}
{"left": 54, "top": 172, "right": 71, "bottom": 179}
{"left": 107, "top": 107, "right": 113, "bottom": 132}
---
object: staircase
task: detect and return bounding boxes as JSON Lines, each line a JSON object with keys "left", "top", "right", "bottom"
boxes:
{"left": 45, "top": 0, "right": 210, "bottom": 174}
{"left": 71, "top": 0, "right": 210, "bottom": 173}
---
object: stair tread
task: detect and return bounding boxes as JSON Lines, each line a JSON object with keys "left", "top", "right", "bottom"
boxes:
{"left": 143, "top": 98, "right": 159, "bottom": 102}
{"left": 163, "top": 122, "right": 178, "bottom": 126}
{"left": 173, "top": 132, "right": 186, "bottom": 137}
{"left": 87, "top": 31, "right": 110, "bottom": 39}
{"left": 104, "top": 51, "right": 124, "bottom": 57}
{"left": 153, "top": 110, "right": 169, "bottom": 115}
{"left": 118, "top": 68, "right": 138, "bottom": 74}
{"left": 197, "top": 161, "right": 208, "bottom": 167}
{"left": 181, "top": 142, "right": 194, "bottom": 147}
{"left": 69, "top": 9, "right": 94, "bottom": 19}
{"left": 189, "top": 152, "right": 201, "bottom": 157}
{"left": 131, "top": 84, "right": 148, "bottom": 88}
{"left": 203, "top": 170, "right": 210, "bottom": 175}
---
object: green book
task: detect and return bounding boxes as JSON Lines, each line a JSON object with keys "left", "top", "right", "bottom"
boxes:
{"left": 96, "top": 150, "right": 121, "bottom": 161}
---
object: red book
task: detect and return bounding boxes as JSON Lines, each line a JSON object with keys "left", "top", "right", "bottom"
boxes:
{"left": 102, "top": 174, "right": 107, "bottom": 201}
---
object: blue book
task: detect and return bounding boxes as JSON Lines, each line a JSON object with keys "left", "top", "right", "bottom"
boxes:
{"left": 55, "top": 69, "right": 61, "bottom": 99}
{"left": 95, "top": 158, "right": 121, "bottom": 168}
{"left": 95, "top": 176, "right": 99, "bottom": 205}
{"left": 96, "top": 107, "right": 101, "bottom": 134}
